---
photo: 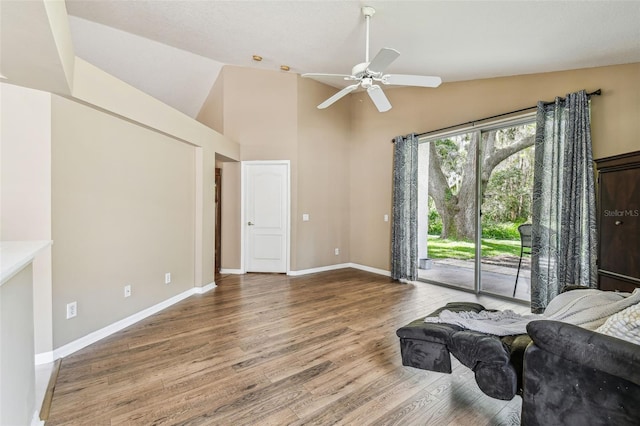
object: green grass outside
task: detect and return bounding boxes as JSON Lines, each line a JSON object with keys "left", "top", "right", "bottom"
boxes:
{"left": 427, "top": 235, "right": 521, "bottom": 259}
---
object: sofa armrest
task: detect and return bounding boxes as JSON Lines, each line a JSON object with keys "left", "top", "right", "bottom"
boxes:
{"left": 526, "top": 320, "right": 640, "bottom": 386}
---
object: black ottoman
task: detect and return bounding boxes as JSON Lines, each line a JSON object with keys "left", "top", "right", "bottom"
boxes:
{"left": 396, "top": 302, "right": 531, "bottom": 400}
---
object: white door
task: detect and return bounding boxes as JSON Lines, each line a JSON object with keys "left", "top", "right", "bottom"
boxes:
{"left": 243, "top": 161, "right": 289, "bottom": 273}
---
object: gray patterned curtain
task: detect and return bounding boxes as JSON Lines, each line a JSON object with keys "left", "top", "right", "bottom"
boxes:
{"left": 531, "top": 90, "right": 597, "bottom": 313}
{"left": 391, "top": 133, "right": 419, "bottom": 281}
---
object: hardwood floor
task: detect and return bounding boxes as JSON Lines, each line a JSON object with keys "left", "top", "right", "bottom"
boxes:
{"left": 46, "top": 268, "right": 528, "bottom": 425}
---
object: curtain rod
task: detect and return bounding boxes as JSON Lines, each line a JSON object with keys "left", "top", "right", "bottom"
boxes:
{"left": 401, "top": 89, "right": 601, "bottom": 141}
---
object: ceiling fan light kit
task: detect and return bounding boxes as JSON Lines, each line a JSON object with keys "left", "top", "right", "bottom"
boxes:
{"left": 302, "top": 6, "right": 441, "bottom": 112}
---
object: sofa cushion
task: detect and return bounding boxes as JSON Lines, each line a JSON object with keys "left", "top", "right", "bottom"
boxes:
{"left": 396, "top": 302, "right": 486, "bottom": 374}
{"left": 448, "top": 329, "right": 518, "bottom": 400}
{"left": 527, "top": 320, "right": 640, "bottom": 386}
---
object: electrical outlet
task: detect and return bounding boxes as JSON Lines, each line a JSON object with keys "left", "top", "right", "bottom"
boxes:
{"left": 66, "top": 301, "right": 77, "bottom": 319}
{"left": 335, "top": 248, "right": 340, "bottom": 255}
{"left": 165, "top": 272, "right": 171, "bottom": 284}
{"left": 124, "top": 285, "right": 132, "bottom": 298}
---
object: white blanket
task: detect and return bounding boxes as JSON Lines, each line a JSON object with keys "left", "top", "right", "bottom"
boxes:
{"left": 424, "top": 288, "right": 640, "bottom": 336}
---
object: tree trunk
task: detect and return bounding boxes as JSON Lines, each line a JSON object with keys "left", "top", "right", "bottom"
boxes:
{"left": 428, "top": 142, "right": 458, "bottom": 239}
{"left": 450, "top": 132, "right": 479, "bottom": 240}
{"left": 427, "top": 130, "right": 535, "bottom": 241}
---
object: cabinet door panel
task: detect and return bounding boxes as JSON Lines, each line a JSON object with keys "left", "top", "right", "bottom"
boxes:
{"left": 598, "top": 274, "right": 639, "bottom": 293}
{"left": 599, "top": 167, "right": 640, "bottom": 279}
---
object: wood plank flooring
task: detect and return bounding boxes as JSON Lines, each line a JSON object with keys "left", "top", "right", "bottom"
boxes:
{"left": 46, "top": 268, "right": 528, "bottom": 425}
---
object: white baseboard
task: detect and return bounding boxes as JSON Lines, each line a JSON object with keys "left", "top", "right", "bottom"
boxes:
{"left": 348, "top": 263, "right": 391, "bottom": 277}
{"left": 288, "top": 263, "right": 351, "bottom": 276}
{"left": 35, "top": 351, "right": 54, "bottom": 365}
{"left": 287, "top": 262, "right": 391, "bottom": 278}
{"left": 219, "top": 268, "right": 243, "bottom": 274}
{"left": 50, "top": 285, "right": 206, "bottom": 361}
{"left": 31, "top": 410, "right": 44, "bottom": 426}
{"left": 194, "top": 281, "right": 216, "bottom": 294}
{"left": 220, "top": 264, "right": 390, "bottom": 278}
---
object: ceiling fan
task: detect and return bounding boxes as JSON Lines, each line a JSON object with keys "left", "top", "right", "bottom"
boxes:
{"left": 302, "top": 6, "right": 442, "bottom": 113}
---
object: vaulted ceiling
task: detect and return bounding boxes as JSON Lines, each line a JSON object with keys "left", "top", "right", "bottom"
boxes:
{"left": 31, "top": 1, "right": 640, "bottom": 117}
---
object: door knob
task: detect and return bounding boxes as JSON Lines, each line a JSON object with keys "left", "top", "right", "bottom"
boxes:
{"left": 248, "top": 221, "right": 254, "bottom": 226}
{"left": 615, "top": 220, "right": 623, "bottom": 226}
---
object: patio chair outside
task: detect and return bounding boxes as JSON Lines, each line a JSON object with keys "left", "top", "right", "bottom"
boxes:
{"left": 513, "top": 223, "right": 532, "bottom": 297}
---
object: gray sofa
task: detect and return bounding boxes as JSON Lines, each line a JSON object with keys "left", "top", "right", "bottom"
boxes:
{"left": 522, "top": 320, "right": 640, "bottom": 425}
{"left": 396, "top": 302, "right": 531, "bottom": 400}
{"left": 397, "top": 302, "right": 640, "bottom": 425}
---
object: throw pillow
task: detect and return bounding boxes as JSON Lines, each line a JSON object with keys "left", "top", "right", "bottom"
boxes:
{"left": 595, "top": 302, "right": 640, "bottom": 345}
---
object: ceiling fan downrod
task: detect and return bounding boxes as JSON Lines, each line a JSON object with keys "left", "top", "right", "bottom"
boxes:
{"left": 362, "top": 6, "right": 376, "bottom": 63}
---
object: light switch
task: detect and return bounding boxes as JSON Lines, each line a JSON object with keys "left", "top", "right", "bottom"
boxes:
{"left": 384, "top": 214, "right": 389, "bottom": 222}
{"left": 302, "top": 214, "right": 310, "bottom": 221}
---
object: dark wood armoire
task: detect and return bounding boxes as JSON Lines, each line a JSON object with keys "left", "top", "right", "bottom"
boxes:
{"left": 595, "top": 150, "right": 640, "bottom": 292}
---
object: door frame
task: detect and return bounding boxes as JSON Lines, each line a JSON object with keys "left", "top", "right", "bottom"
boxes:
{"left": 214, "top": 167, "right": 222, "bottom": 273}
{"left": 241, "top": 160, "right": 291, "bottom": 274}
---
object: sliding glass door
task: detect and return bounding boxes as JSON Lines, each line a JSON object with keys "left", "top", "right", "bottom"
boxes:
{"left": 418, "top": 132, "right": 478, "bottom": 292}
{"left": 479, "top": 124, "right": 535, "bottom": 301}
{"left": 417, "top": 117, "right": 535, "bottom": 301}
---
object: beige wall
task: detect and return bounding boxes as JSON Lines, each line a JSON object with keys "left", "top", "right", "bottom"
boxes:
{"left": 350, "top": 62, "right": 640, "bottom": 160}
{"left": 2, "top": 74, "right": 230, "bottom": 355}
{"left": 296, "top": 77, "right": 351, "bottom": 269}
{"left": 0, "top": 82, "right": 54, "bottom": 355}
{"left": 202, "top": 62, "right": 639, "bottom": 274}
{"left": 222, "top": 66, "right": 299, "bottom": 161}
{"left": 197, "top": 71, "right": 225, "bottom": 134}
{"left": 200, "top": 67, "right": 353, "bottom": 272}
{"left": 69, "top": 59, "right": 237, "bottom": 289}
{"left": 213, "top": 66, "right": 299, "bottom": 270}
{"left": 51, "top": 95, "right": 196, "bottom": 347}
{"left": 349, "top": 63, "right": 640, "bottom": 271}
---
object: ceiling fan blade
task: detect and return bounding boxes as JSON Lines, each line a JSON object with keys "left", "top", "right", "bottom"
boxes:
{"left": 367, "top": 85, "right": 392, "bottom": 112}
{"left": 317, "top": 83, "right": 360, "bottom": 109}
{"left": 382, "top": 74, "right": 442, "bottom": 87}
{"left": 301, "top": 73, "right": 354, "bottom": 80}
{"left": 367, "top": 48, "right": 400, "bottom": 75}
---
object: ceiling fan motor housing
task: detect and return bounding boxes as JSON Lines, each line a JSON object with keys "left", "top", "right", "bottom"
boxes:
{"left": 361, "top": 78, "right": 374, "bottom": 89}
{"left": 351, "top": 62, "right": 370, "bottom": 78}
